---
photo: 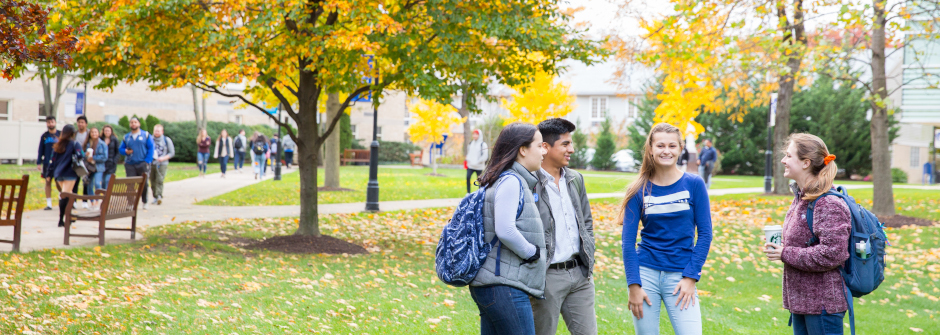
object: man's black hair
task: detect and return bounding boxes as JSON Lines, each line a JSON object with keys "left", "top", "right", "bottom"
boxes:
{"left": 76, "top": 115, "right": 87, "bottom": 123}
{"left": 46, "top": 116, "right": 56, "bottom": 122}
{"left": 537, "top": 118, "right": 576, "bottom": 147}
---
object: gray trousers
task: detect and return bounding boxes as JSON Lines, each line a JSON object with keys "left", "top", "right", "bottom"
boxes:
{"left": 530, "top": 266, "right": 598, "bottom": 335}
{"left": 125, "top": 162, "right": 150, "bottom": 203}
{"left": 150, "top": 163, "right": 168, "bottom": 199}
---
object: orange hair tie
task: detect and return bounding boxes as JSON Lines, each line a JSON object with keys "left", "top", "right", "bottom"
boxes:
{"left": 824, "top": 154, "right": 836, "bottom": 165}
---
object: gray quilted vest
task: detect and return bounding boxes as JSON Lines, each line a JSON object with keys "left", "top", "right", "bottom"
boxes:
{"left": 470, "top": 162, "right": 548, "bottom": 298}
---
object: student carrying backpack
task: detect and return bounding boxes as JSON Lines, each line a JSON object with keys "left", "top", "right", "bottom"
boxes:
{"left": 252, "top": 140, "right": 265, "bottom": 155}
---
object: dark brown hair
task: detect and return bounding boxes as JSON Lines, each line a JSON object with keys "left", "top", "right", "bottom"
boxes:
{"left": 54, "top": 124, "right": 76, "bottom": 154}
{"left": 477, "top": 123, "right": 538, "bottom": 188}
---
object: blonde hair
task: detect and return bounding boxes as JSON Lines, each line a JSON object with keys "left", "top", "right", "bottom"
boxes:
{"left": 196, "top": 129, "right": 208, "bottom": 143}
{"left": 618, "top": 123, "right": 684, "bottom": 223}
{"left": 786, "top": 133, "right": 837, "bottom": 201}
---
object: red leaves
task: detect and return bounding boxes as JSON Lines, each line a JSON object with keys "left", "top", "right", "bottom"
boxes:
{"left": 0, "top": 0, "right": 82, "bottom": 79}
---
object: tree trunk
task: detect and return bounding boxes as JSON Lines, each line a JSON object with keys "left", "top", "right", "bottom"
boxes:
{"left": 201, "top": 90, "right": 208, "bottom": 129}
{"left": 870, "top": 0, "right": 895, "bottom": 215}
{"left": 294, "top": 61, "right": 322, "bottom": 236}
{"left": 772, "top": 0, "right": 806, "bottom": 195}
{"left": 459, "top": 89, "right": 471, "bottom": 155}
{"left": 324, "top": 93, "right": 341, "bottom": 188}
{"left": 191, "top": 85, "right": 203, "bottom": 129}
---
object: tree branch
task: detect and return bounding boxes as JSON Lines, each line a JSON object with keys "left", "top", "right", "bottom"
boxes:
{"left": 193, "top": 82, "right": 294, "bottom": 138}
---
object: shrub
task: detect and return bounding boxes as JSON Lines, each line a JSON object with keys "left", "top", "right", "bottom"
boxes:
{"left": 591, "top": 118, "right": 616, "bottom": 170}
{"left": 378, "top": 140, "right": 422, "bottom": 163}
{"left": 161, "top": 121, "right": 275, "bottom": 163}
{"left": 569, "top": 120, "right": 589, "bottom": 169}
{"left": 145, "top": 114, "right": 163, "bottom": 133}
{"left": 891, "top": 168, "right": 908, "bottom": 184}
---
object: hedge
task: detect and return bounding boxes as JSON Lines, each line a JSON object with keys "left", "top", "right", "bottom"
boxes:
{"left": 162, "top": 121, "right": 275, "bottom": 163}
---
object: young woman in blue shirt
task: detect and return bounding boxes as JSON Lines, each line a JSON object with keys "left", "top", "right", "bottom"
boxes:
{"left": 620, "top": 123, "right": 713, "bottom": 335}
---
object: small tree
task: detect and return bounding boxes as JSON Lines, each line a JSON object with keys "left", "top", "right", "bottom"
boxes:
{"left": 569, "top": 120, "right": 589, "bottom": 169}
{"left": 626, "top": 83, "right": 661, "bottom": 166}
{"left": 145, "top": 114, "right": 162, "bottom": 133}
{"left": 501, "top": 71, "right": 576, "bottom": 125}
{"left": 408, "top": 98, "right": 466, "bottom": 174}
{"left": 591, "top": 118, "right": 617, "bottom": 171}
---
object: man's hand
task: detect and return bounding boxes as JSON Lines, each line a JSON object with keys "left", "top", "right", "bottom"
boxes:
{"left": 37, "top": 164, "right": 42, "bottom": 172}
{"left": 126, "top": 148, "right": 133, "bottom": 155}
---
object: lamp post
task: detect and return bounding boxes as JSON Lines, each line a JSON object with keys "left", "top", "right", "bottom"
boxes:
{"left": 274, "top": 103, "right": 283, "bottom": 181}
{"left": 765, "top": 93, "right": 778, "bottom": 194}
{"left": 365, "top": 56, "right": 380, "bottom": 212}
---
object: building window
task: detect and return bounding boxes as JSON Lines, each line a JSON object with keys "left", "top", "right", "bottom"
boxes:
{"left": 591, "top": 97, "right": 607, "bottom": 119}
{"left": 350, "top": 125, "right": 358, "bottom": 139}
{"left": 910, "top": 147, "right": 920, "bottom": 167}
{"left": 377, "top": 126, "right": 383, "bottom": 140}
{"left": 626, "top": 97, "right": 639, "bottom": 119}
{"left": 38, "top": 103, "right": 54, "bottom": 120}
{"left": 404, "top": 120, "right": 409, "bottom": 126}
{"left": 0, "top": 100, "right": 8, "bottom": 121}
{"left": 234, "top": 115, "right": 243, "bottom": 124}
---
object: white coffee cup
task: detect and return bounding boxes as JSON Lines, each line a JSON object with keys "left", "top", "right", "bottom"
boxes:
{"left": 764, "top": 225, "right": 782, "bottom": 246}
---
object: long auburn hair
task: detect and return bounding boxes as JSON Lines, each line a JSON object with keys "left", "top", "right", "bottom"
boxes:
{"left": 785, "top": 133, "right": 837, "bottom": 201}
{"left": 84, "top": 127, "right": 100, "bottom": 152}
{"left": 54, "top": 124, "right": 77, "bottom": 154}
{"left": 618, "top": 123, "right": 684, "bottom": 222}
{"left": 196, "top": 129, "right": 209, "bottom": 144}
{"left": 477, "top": 122, "right": 538, "bottom": 189}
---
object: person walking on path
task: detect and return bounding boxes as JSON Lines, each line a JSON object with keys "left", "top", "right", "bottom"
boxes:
{"left": 233, "top": 129, "right": 248, "bottom": 172}
{"left": 281, "top": 134, "right": 296, "bottom": 169}
{"left": 196, "top": 129, "right": 211, "bottom": 177}
{"left": 83, "top": 127, "right": 107, "bottom": 209}
{"left": 621, "top": 123, "right": 712, "bottom": 335}
{"left": 251, "top": 133, "right": 269, "bottom": 180}
{"left": 37, "top": 116, "right": 60, "bottom": 210}
{"left": 72, "top": 115, "right": 90, "bottom": 208}
{"left": 269, "top": 134, "right": 279, "bottom": 171}
{"left": 697, "top": 139, "right": 717, "bottom": 189}
{"left": 214, "top": 129, "right": 234, "bottom": 178}
{"left": 763, "top": 133, "right": 850, "bottom": 335}
{"left": 532, "top": 118, "right": 597, "bottom": 335}
{"left": 468, "top": 123, "right": 548, "bottom": 335}
{"left": 119, "top": 118, "right": 154, "bottom": 209}
{"left": 101, "top": 125, "right": 119, "bottom": 191}
{"left": 50, "top": 124, "right": 84, "bottom": 227}
{"left": 150, "top": 124, "right": 175, "bottom": 205}
{"left": 465, "top": 129, "right": 489, "bottom": 194}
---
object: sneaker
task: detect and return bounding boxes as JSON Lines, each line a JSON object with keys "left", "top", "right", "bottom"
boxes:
{"left": 142, "top": 203, "right": 148, "bottom": 210}
{"left": 152, "top": 198, "right": 159, "bottom": 205}
{"left": 157, "top": 197, "right": 163, "bottom": 205}
{"left": 44, "top": 206, "right": 53, "bottom": 211}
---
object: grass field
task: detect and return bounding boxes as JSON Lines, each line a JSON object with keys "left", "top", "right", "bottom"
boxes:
{"left": 0, "top": 163, "right": 218, "bottom": 211}
{"left": 198, "top": 166, "right": 889, "bottom": 206}
{"left": 1, "top": 190, "right": 937, "bottom": 334}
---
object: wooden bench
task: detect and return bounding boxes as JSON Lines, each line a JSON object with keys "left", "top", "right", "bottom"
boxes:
{"left": 341, "top": 149, "right": 371, "bottom": 165}
{"left": 409, "top": 151, "right": 423, "bottom": 167}
{"left": 0, "top": 175, "right": 28, "bottom": 252}
{"left": 62, "top": 174, "right": 146, "bottom": 246}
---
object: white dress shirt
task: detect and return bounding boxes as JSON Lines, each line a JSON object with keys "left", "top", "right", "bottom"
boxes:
{"left": 540, "top": 168, "right": 581, "bottom": 264}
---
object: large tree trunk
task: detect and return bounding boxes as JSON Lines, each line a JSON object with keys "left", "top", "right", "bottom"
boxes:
{"left": 772, "top": 0, "right": 806, "bottom": 195}
{"left": 459, "top": 88, "right": 472, "bottom": 155}
{"left": 324, "top": 93, "right": 341, "bottom": 188}
{"left": 870, "top": 0, "right": 895, "bottom": 215}
{"left": 191, "top": 85, "right": 203, "bottom": 129}
{"left": 295, "top": 62, "right": 322, "bottom": 236}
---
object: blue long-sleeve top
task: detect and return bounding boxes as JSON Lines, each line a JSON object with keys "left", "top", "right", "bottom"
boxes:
{"left": 699, "top": 146, "right": 717, "bottom": 164}
{"left": 622, "top": 172, "right": 713, "bottom": 286}
{"left": 119, "top": 130, "right": 154, "bottom": 165}
{"left": 91, "top": 141, "right": 108, "bottom": 172}
{"left": 37, "top": 130, "right": 60, "bottom": 166}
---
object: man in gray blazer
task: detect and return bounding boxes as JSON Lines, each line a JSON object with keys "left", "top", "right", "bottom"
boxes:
{"left": 532, "top": 118, "right": 596, "bottom": 335}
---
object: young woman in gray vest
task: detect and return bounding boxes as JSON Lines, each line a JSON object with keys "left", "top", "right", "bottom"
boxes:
{"left": 468, "top": 122, "right": 548, "bottom": 335}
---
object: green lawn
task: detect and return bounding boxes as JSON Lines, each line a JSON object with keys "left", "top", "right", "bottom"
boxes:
{"left": 199, "top": 166, "right": 888, "bottom": 206}
{"left": 1, "top": 190, "right": 937, "bottom": 334}
{"left": 0, "top": 163, "right": 218, "bottom": 211}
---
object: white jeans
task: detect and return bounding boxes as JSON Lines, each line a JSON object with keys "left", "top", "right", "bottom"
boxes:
{"left": 632, "top": 266, "right": 702, "bottom": 335}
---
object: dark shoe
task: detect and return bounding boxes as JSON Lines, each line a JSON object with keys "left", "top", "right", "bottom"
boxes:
{"left": 58, "top": 221, "right": 64, "bottom": 227}
{"left": 44, "top": 206, "right": 53, "bottom": 211}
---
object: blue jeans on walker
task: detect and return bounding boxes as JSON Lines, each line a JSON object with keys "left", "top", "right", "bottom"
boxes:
{"left": 85, "top": 171, "right": 103, "bottom": 195}
{"left": 632, "top": 266, "right": 702, "bottom": 335}
{"left": 792, "top": 309, "right": 845, "bottom": 335}
{"left": 233, "top": 151, "right": 245, "bottom": 170}
{"left": 197, "top": 152, "right": 210, "bottom": 173}
{"left": 101, "top": 173, "right": 111, "bottom": 191}
{"left": 253, "top": 153, "right": 266, "bottom": 176}
{"left": 469, "top": 285, "right": 536, "bottom": 335}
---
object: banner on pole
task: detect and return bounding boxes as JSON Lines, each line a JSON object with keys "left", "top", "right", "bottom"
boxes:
{"left": 75, "top": 92, "right": 85, "bottom": 116}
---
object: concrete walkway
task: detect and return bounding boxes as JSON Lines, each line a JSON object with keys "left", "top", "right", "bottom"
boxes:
{"left": 4, "top": 168, "right": 938, "bottom": 252}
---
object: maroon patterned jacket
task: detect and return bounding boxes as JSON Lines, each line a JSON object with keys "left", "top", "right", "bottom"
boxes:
{"left": 779, "top": 184, "right": 851, "bottom": 315}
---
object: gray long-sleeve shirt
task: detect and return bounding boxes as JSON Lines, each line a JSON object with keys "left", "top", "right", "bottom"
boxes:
{"left": 494, "top": 174, "right": 537, "bottom": 259}
{"left": 152, "top": 135, "right": 175, "bottom": 166}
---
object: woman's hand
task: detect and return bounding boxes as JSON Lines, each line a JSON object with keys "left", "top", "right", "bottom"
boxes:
{"left": 672, "top": 277, "right": 697, "bottom": 310}
{"left": 628, "top": 284, "right": 652, "bottom": 319}
{"left": 764, "top": 243, "right": 783, "bottom": 262}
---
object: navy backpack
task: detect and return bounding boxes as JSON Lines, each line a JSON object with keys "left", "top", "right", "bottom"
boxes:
{"left": 806, "top": 186, "right": 888, "bottom": 334}
{"left": 435, "top": 172, "right": 523, "bottom": 286}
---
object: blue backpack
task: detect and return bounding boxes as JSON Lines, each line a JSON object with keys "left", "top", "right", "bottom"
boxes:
{"left": 806, "top": 186, "right": 888, "bottom": 335}
{"left": 435, "top": 172, "right": 523, "bottom": 286}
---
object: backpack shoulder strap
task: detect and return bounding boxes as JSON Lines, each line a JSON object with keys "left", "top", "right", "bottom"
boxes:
{"left": 806, "top": 190, "right": 846, "bottom": 246}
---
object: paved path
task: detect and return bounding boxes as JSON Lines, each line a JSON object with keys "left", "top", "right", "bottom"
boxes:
{"left": 4, "top": 168, "right": 938, "bottom": 252}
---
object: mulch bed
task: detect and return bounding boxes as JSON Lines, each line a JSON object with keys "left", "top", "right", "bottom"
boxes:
{"left": 317, "top": 186, "right": 356, "bottom": 192}
{"left": 877, "top": 215, "right": 937, "bottom": 228}
{"left": 245, "top": 235, "right": 368, "bottom": 254}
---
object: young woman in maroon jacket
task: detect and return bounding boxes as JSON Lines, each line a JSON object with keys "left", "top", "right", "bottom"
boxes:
{"left": 764, "top": 133, "right": 851, "bottom": 335}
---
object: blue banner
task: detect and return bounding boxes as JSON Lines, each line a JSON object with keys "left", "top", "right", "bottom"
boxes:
{"left": 75, "top": 92, "right": 85, "bottom": 115}
{"left": 352, "top": 55, "right": 375, "bottom": 102}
